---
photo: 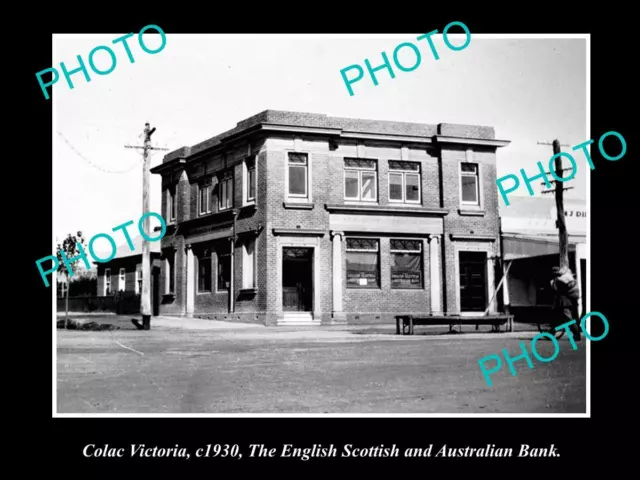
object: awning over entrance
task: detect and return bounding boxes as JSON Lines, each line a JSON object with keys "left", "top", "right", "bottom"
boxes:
{"left": 502, "top": 234, "right": 586, "bottom": 261}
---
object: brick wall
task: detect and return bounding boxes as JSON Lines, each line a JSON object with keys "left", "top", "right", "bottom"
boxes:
{"left": 153, "top": 111, "right": 506, "bottom": 325}
{"left": 440, "top": 146, "right": 501, "bottom": 313}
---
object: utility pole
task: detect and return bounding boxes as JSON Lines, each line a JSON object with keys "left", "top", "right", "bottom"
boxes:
{"left": 125, "top": 123, "right": 169, "bottom": 330}
{"left": 538, "top": 139, "right": 573, "bottom": 269}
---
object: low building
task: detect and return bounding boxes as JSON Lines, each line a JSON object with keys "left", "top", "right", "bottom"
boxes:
{"left": 151, "top": 110, "right": 511, "bottom": 325}
{"left": 499, "top": 196, "right": 587, "bottom": 323}
{"left": 94, "top": 235, "right": 163, "bottom": 315}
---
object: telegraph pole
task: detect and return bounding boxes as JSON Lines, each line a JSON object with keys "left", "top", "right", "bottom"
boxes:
{"left": 538, "top": 139, "right": 574, "bottom": 269}
{"left": 125, "top": 123, "right": 169, "bottom": 330}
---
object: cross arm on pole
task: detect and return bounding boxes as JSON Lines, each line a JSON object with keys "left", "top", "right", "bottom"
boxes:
{"left": 541, "top": 187, "right": 574, "bottom": 194}
{"left": 537, "top": 141, "right": 572, "bottom": 147}
{"left": 124, "top": 145, "right": 145, "bottom": 150}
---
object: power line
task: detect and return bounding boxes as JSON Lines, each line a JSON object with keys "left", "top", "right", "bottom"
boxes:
{"left": 56, "top": 132, "right": 141, "bottom": 174}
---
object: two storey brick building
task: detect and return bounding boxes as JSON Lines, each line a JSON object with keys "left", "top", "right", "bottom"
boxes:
{"left": 150, "top": 110, "right": 510, "bottom": 326}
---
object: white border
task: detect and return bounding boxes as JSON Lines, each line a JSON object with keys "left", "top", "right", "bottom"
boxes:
{"left": 53, "top": 33, "right": 590, "bottom": 418}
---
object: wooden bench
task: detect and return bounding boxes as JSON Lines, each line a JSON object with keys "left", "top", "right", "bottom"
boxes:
{"left": 395, "top": 314, "right": 514, "bottom": 335}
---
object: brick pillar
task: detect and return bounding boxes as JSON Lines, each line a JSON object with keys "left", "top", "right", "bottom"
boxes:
{"left": 429, "top": 234, "right": 442, "bottom": 314}
{"left": 331, "top": 231, "right": 346, "bottom": 323}
{"left": 186, "top": 244, "right": 195, "bottom": 316}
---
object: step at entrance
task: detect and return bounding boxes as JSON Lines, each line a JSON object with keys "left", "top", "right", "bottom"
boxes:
{"left": 278, "top": 312, "right": 319, "bottom": 326}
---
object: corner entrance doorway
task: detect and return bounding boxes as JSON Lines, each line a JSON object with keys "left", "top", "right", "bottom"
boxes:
{"left": 459, "top": 251, "right": 487, "bottom": 312}
{"left": 282, "top": 247, "right": 313, "bottom": 312}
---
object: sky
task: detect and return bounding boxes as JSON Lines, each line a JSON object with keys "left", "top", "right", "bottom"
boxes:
{"left": 53, "top": 34, "right": 588, "bottom": 247}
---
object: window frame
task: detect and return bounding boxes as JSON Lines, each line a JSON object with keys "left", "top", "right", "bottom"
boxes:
{"left": 459, "top": 162, "right": 480, "bottom": 206}
{"left": 118, "top": 267, "right": 126, "bottom": 292}
{"left": 167, "top": 187, "right": 177, "bottom": 223}
{"left": 245, "top": 156, "right": 257, "bottom": 204}
{"left": 388, "top": 161, "right": 421, "bottom": 204}
{"left": 164, "top": 252, "right": 175, "bottom": 295}
{"left": 217, "top": 246, "right": 231, "bottom": 293}
{"left": 218, "top": 171, "right": 234, "bottom": 211}
{"left": 196, "top": 249, "right": 212, "bottom": 293}
{"left": 390, "top": 238, "right": 424, "bottom": 290}
{"left": 242, "top": 237, "right": 257, "bottom": 290}
{"left": 198, "top": 182, "right": 212, "bottom": 216}
{"left": 345, "top": 237, "right": 381, "bottom": 290}
{"left": 286, "top": 151, "right": 310, "bottom": 200}
{"left": 343, "top": 158, "right": 378, "bottom": 202}
{"left": 104, "top": 268, "right": 111, "bottom": 295}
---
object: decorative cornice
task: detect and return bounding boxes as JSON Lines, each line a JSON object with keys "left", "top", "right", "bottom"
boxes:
{"left": 325, "top": 204, "right": 449, "bottom": 216}
{"left": 434, "top": 136, "right": 510, "bottom": 148}
{"left": 150, "top": 158, "right": 186, "bottom": 174}
{"left": 273, "top": 228, "right": 325, "bottom": 237}
{"left": 449, "top": 234, "right": 497, "bottom": 242}
{"left": 340, "top": 131, "right": 433, "bottom": 144}
{"left": 260, "top": 124, "right": 342, "bottom": 136}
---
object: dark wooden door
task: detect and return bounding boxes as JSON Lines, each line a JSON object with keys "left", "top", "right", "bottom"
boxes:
{"left": 459, "top": 251, "right": 487, "bottom": 312}
{"left": 282, "top": 248, "right": 313, "bottom": 312}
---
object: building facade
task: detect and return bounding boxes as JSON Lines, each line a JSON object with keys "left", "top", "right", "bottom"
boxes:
{"left": 151, "top": 110, "right": 510, "bottom": 325}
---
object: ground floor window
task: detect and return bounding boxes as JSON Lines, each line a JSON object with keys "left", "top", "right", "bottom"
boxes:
{"left": 346, "top": 238, "right": 380, "bottom": 289}
{"left": 197, "top": 248, "right": 212, "bottom": 293}
{"left": 390, "top": 239, "right": 423, "bottom": 289}
{"left": 217, "top": 242, "right": 231, "bottom": 292}
{"left": 164, "top": 250, "right": 176, "bottom": 294}
{"left": 242, "top": 238, "right": 256, "bottom": 289}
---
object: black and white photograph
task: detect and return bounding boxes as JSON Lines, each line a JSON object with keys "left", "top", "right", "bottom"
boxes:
{"left": 49, "top": 31, "right": 591, "bottom": 416}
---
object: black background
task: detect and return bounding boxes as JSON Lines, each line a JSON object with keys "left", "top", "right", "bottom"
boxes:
{"left": 16, "top": 6, "right": 630, "bottom": 476}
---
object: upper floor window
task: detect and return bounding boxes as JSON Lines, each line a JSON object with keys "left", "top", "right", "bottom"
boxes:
{"left": 199, "top": 180, "right": 212, "bottom": 215}
{"left": 104, "top": 268, "right": 111, "bottom": 295}
{"left": 287, "top": 152, "right": 308, "bottom": 198}
{"left": 218, "top": 171, "right": 234, "bottom": 211}
{"left": 245, "top": 156, "right": 256, "bottom": 204}
{"left": 389, "top": 161, "right": 420, "bottom": 204}
{"left": 118, "top": 268, "right": 126, "bottom": 292}
{"left": 344, "top": 158, "right": 377, "bottom": 202}
{"left": 167, "top": 188, "right": 177, "bottom": 222}
{"left": 460, "top": 162, "right": 480, "bottom": 206}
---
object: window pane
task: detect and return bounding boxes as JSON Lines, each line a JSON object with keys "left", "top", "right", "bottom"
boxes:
{"left": 461, "top": 162, "right": 477, "bottom": 173}
{"left": 346, "top": 251, "right": 379, "bottom": 288}
{"left": 361, "top": 172, "right": 376, "bottom": 200}
{"left": 461, "top": 176, "right": 478, "bottom": 203}
{"left": 248, "top": 169, "right": 256, "bottom": 200}
{"left": 405, "top": 174, "right": 420, "bottom": 202}
{"left": 288, "top": 153, "right": 307, "bottom": 164}
{"left": 198, "top": 255, "right": 211, "bottom": 292}
{"left": 289, "top": 165, "right": 307, "bottom": 195}
{"left": 243, "top": 240, "right": 255, "bottom": 289}
{"left": 218, "top": 252, "right": 230, "bottom": 291}
{"left": 389, "top": 173, "right": 403, "bottom": 200}
{"left": 391, "top": 252, "right": 422, "bottom": 289}
{"left": 226, "top": 178, "right": 233, "bottom": 208}
{"left": 344, "top": 171, "right": 359, "bottom": 198}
